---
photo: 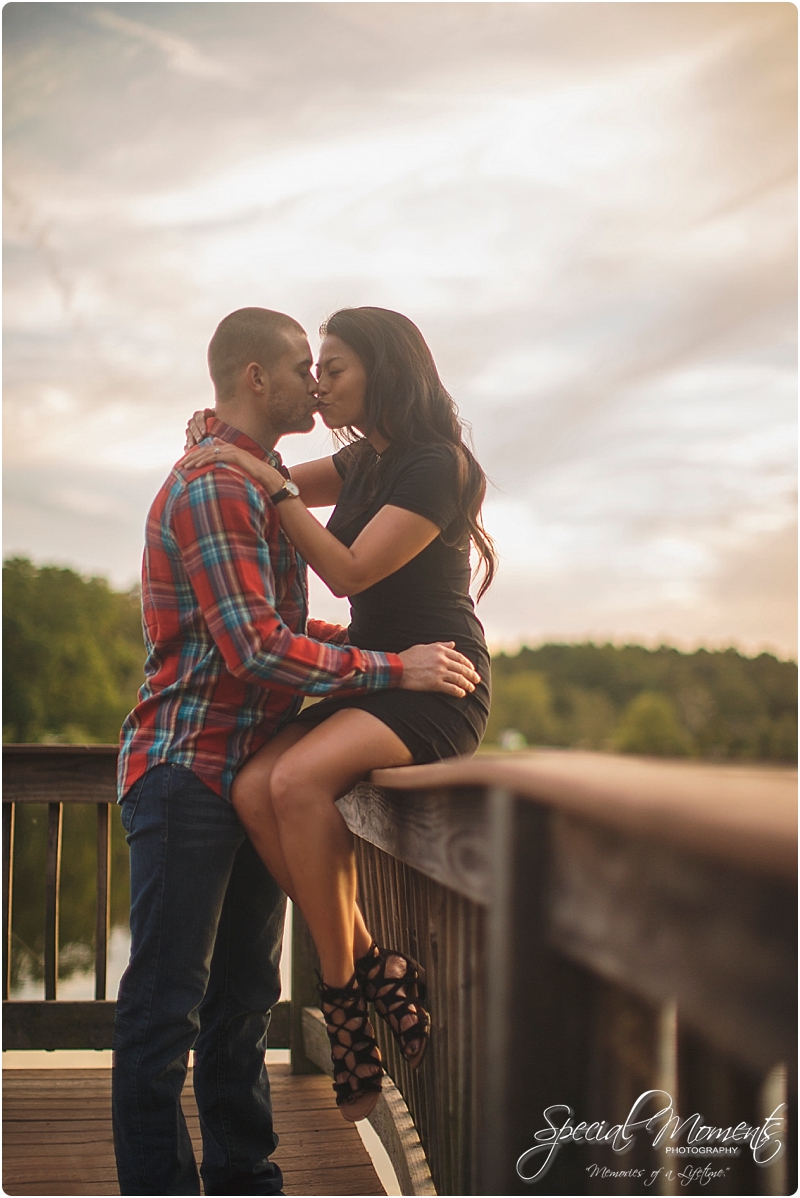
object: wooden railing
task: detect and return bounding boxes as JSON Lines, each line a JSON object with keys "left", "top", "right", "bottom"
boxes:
{"left": 3, "top": 745, "right": 797, "bottom": 1196}
{"left": 338, "top": 752, "right": 797, "bottom": 1195}
{"left": 2, "top": 745, "right": 288, "bottom": 1051}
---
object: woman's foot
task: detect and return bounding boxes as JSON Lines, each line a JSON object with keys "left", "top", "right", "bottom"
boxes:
{"left": 318, "top": 973, "right": 384, "bottom": 1122}
{"left": 355, "top": 944, "right": 431, "bottom": 1068}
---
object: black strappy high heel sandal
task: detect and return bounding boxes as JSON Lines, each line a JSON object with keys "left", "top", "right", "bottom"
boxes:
{"left": 318, "top": 972, "right": 384, "bottom": 1122}
{"left": 355, "top": 944, "right": 431, "bottom": 1069}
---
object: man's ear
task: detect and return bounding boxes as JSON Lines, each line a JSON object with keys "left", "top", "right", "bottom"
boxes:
{"left": 244, "top": 362, "right": 267, "bottom": 393}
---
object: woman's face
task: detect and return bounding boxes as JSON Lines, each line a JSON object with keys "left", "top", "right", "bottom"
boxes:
{"left": 315, "top": 335, "right": 368, "bottom": 431}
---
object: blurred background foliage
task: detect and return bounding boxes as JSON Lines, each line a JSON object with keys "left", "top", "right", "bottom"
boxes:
{"left": 487, "top": 643, "right": 797, "bottom": 760}
{"left": 3, "top": 556, "right": 144, "bottom": 744}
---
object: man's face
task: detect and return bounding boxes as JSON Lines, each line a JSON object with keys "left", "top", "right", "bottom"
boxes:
{"left": 264, "top": 331, "right": 318, "bottom": 435}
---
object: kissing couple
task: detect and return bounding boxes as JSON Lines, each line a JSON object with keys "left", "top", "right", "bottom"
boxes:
{"left": 112, "top": 305, "right": 495, "bottom": 1195}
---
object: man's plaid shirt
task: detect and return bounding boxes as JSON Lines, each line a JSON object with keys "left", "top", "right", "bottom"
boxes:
{"left": 118, "top": 417, "right": 403, "bottom": 801}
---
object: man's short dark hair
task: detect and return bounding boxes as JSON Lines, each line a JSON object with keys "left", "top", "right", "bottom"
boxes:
{"left": 208, "top": 308, "right": 306, "bottom": 400}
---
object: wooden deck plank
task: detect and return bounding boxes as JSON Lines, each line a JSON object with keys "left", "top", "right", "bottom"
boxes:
{"left": 3, "top": 1067, "right": 385, "bottom": 1197}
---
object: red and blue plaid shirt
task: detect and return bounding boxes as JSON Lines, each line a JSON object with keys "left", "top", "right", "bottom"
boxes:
{"left": 118, "top": 417, "right": 403, "bottom": 800}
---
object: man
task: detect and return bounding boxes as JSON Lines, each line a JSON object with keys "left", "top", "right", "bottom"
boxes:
{"left": 112, "top": 307, "right": 478, "bottom": 1196}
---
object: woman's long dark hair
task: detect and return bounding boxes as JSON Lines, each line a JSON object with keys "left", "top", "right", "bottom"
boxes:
{"left": 321, "top": 306, "right": 497, "bottom": 599}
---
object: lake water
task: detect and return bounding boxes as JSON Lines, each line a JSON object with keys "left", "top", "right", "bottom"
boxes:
{"left": 8, "top": 802, "right": 293, "bottom": 1002}
{"left": 10, "top": 908, "right": 294, "bottom": 1001}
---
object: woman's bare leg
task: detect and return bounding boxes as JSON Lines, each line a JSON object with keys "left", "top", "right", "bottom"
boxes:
{"left": 252, "top": 710, "right": 412, "bottom": 987}
{"left": 231, "top": 723, "right": 309, "bottom": 899}
{"left": 231, "top": 716, "right": 397, "bottom": 968}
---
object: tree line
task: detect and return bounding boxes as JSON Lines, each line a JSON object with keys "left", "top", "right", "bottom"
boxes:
{"left": 487, "top": 641, "right": 797, "bottom": 760}
{"left": 3, "top": 556, "right": 797, "bottom": 761}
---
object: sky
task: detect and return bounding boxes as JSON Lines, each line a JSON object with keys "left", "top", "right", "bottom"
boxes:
{"left": 3, "top": 2, "right": 797, "bottom": 657}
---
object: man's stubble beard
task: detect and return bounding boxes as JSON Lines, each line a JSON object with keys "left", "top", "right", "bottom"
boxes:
{"left": 283, "top": 410, "right": 317, "bottom": 437}
{"left": 269, "top": 388, "right": 317, "bottom": 439}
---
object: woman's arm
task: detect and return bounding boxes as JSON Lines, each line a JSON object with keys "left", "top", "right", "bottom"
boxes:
{"left": 183, "top": 411, "right": 343, "bottom": 507}
{"left": 182, "top": 440, "right": 440, "bottom": 597}
{"left": 275, "top": 501, "right": 440, "bottom": 597}
{"left": 289, "top": 458, "right": 344, "bottom": 508}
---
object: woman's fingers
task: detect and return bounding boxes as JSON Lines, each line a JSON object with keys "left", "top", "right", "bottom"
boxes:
{"left": 181, "top": 450, "right": 226, "bottom": 470}
{"left": 182, "top": 439, "right": 235, "bottom": 468}
{"left": 184, "top": 410, "right": 208, "bottom": 450}
{"left": 182, "top": 447, "right": 212, "bottom": 465}
{"left": 182, "top": 444, "right": 281, "bottom": 494}
{"left": 191, "top": 410, "right": 210, "bottom": 440}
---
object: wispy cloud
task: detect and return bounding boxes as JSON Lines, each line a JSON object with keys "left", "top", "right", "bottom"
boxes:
{"left": 90, "top": 8, "right": 250, "bottom": 90}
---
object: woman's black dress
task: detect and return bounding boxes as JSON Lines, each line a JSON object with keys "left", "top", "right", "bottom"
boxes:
{"left": 294, "top": 439, "right": 491, "bottom": 763}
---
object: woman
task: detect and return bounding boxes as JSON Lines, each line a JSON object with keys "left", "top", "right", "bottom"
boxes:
{"left": 185, "top": 307, "right": 495, "bottom": 1122}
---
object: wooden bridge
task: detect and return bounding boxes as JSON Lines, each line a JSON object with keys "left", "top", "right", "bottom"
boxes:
{"left": 3, "top": 744, "right": 797, "bottom": 1195}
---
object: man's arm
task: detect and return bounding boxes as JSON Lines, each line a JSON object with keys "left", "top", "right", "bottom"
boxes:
{"left": 307, "top": 618, "right": 350, "bottom": 645}
{"left": 171, "top": 467, "right": 400, "bottom": 697}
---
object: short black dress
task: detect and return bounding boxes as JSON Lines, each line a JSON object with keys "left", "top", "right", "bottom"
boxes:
{"left": 294, "top": 439, "right": 491, "bottom": 764}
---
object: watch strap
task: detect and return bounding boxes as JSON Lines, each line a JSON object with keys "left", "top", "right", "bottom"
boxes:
{"left": 270, "top": 482, "right": 299, "bottom": 506}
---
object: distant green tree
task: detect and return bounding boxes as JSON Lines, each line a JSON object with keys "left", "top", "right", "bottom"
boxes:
{"left": 768, "top": 713, "right": 799, "bottom": 760}
{"left": 485, "top": 670, "right": 560, "bottom": 746}
{"left": 3, "top": 557, "right": 144, "bottom": 743}
{"left": 563, "top": 686, "right": 617, "bottom": 750}
{"left": 614, "top": 692, "right": 692, "bottom": 757}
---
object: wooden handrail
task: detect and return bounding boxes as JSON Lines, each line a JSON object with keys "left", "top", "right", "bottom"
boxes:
{"left": 341, "top": 750, "right": 798, "bottom": 1194}
{"left": 371, "top": 751, "right": 798, "bottom": 879}
{"left": 3, "top": 744, "right": 118, "bottom": 805}
{"left": 339, "top": 765, "right": 797, "bottom": 1077}
{"left": 6, "top": 743, "right": 795, "bottom": 874}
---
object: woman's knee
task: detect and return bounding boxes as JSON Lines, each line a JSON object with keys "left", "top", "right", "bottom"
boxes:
{"left": 270, "top": 756, "right": 327, "bottom": 820}
{"left": 231, "top": 763, "right": 275, "bottom": 829}
{"left": 231, "top": 725, "right": 308, "bottom": 817}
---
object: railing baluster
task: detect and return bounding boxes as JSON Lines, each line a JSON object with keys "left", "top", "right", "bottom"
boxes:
{"left": 760, "top": 1061, "right": 789, "bottom": 1196}
{"left": 479, "top": 787, "right": 514, "bottom": 1193}
{"left": 95, "top": 803, "right": 111, "bottom": 1000}
{"left": 290, "top": 902, "right": 321, "bottom": 1074}
{"left": 656, "top": 999, "right": 679, "bottom": 1196}
{"left": 3, "top": 802, "right": 15, "bottom": 1001}
{"left": 44, "top": 802, "right": 63, "bottom": 1001}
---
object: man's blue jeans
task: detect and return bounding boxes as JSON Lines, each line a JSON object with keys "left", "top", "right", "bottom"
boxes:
{"left": 112, "top": 764, "right": 286, "bottom": 1196}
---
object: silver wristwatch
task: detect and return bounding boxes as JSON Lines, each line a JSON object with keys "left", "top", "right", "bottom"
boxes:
{"left": 269, "top": 479, "right": 300, "bottom": 506}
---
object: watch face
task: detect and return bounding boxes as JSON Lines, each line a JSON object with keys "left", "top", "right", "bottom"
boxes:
{"left": 285, "top": 480, "right": 300, "bottom": 497}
